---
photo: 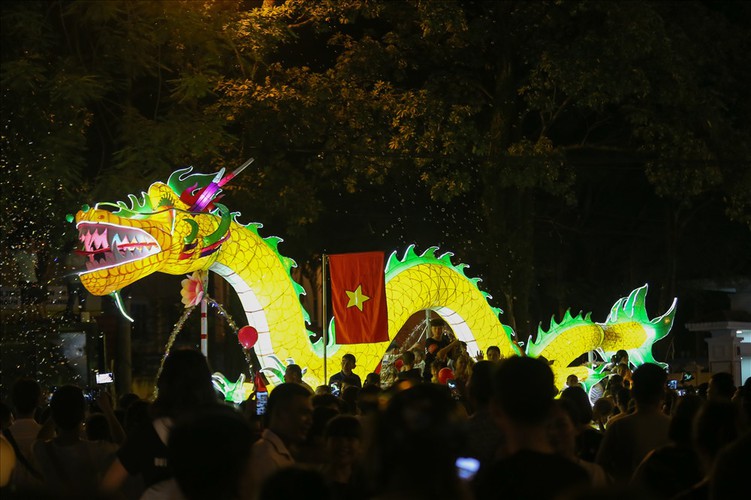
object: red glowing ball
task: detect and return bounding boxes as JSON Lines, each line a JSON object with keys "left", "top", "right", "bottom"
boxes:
{"left": 238, "top": 326, "right": 259, "bottom": 349}
{"left": 395, "top": 359, "right": 404, "bottom": 371}
{"left": 438, "top": 367, "right": 454, "bottom": 385}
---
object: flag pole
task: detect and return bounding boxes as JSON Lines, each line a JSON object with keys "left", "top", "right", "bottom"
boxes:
{"left": 322, "top": 253, "right": 328, "bottom": 384}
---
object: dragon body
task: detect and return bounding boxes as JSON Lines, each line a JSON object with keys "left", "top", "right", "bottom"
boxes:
{"left": 73, "top": 166, "right": 676, "bottom": 389}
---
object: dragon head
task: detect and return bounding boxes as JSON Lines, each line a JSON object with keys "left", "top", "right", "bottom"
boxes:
{"left": 72, "top": 162, "right": 251, "bottom": 296}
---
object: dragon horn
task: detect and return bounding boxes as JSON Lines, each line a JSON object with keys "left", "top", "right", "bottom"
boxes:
{"left": 218, "top": 158, "right": 254, "bottom": 188}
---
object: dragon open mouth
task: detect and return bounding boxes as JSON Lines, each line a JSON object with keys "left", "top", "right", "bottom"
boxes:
{"left": 77, "top": 222, "right": 161, "bottom": 272}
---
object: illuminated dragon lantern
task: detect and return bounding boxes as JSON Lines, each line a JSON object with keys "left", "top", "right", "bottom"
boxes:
{"left": 72, "top": 162, "right": 677, "bottom": 390}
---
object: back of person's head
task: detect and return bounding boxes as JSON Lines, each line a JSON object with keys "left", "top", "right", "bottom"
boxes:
{"left": 614, "top": 349, "right": 629, "bottom": 364}
{"left": 11, "top": 377, "right": 41, "bottom": 416}
{"left": 285, "top": 363, "right": 303, "bottom": 379}
{"left": 614, "top": 386, "right": 632, "bottom": 410}
{"left": 153, "top": 348, "right": 216, "bottom": 418}
{"left": 357, "top": 384, "right": 381, "bottom": 415}
{"left": 325, "top": 414, "right": 362, "bottom": 440}
{"left": 592, "top": 396, "right": 615, "bottom": 423}
{"left": 118, "top": 392, "right": 140, "bottom": 411}
{"left": 630, "top": 363, "right": 667, "bottom": 407}
{"left": 85, "top": 412, "right": 112, "bottom": 441}
{"left": 668, "top": 394, "right": 703, "bottom": 445}
{"left": 559, "top": 385, "right": 594, "bottom": 426}
{"left": 364, "top": 383, "right": 465, "bottom": 498}
{"left": 493, "top": 356, "right": 558, "bottom": 425}
{"left": 169, "top": 405, "right": 254, "bottom": 500}
{"left": 259, "top": 466, "right": 329, "bottom": 500}
{"left": 342, "top": 353, "right": 356, "bottom": 365}
{"left": 341, "top": 385, "right": 360, "bottom": 414}
{"left": 708, "top": 372, "right": 736, "bottom": 402}
{"left": 400, "top": 350, "right": 415, "bottom": 367}
{"left": 364, "top": 372, "right": 381, "bottom": 388}
{"left": 50, "top": 385, "right": 86, "bottom": 431}
{"left": 308, "top": 405, "right": 340, "bottom": 441}
{"left": 267, "top": 382, "right": 313, "bottom": 422}
{"left": 311, "top": 393, "right": 342, "bottom": 411}
{"left": 467, "top": 360, "right": 495, "bottom": 409}
{"left": 692, "top": 400, "right": 742, "bottom": 469}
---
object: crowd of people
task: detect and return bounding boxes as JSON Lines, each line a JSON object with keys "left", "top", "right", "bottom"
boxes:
{"left": 1, "top": 324, "right": 750, "bottom": 500}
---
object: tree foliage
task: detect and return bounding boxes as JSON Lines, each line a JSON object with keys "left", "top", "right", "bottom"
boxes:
{"left": 2, "top": 0, "right": 749, "bottom": 333}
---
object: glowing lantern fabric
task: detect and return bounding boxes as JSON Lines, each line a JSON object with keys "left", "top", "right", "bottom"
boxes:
{"left": 329, "top": 252, "right": 389, "bottom": 344}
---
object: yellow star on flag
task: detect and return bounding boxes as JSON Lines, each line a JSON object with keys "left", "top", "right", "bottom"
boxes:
{"left": 345, "top": 285, "right": 370, "bottom": 311}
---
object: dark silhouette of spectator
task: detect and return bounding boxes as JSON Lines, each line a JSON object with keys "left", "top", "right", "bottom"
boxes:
{"left": 560, "top": 385, "right": 602, "bottom": 463}
{"left": 0, "top": 402, "right": 12, "bottom": 430}
{"left": 463, "top": 361, "right": 507, "bottom": 466}
{"left": 396, "top": 350, "right": 422, "bottom": 383}
{"left": 340, "top": 385, "right": 360, "bottom": 415}
{"left": 259, "top": 466, "right": 330, "bottom": 500}
{"left": 312, "top": 393, "right": 344, "bottom": 413}
{"left": 5, "top": 378, "right": 44, "bottom": 493}
{"left": 320, "top": 415, "right": 364, "bottom": 500}
{"left": 363, "top": 372, "right": 381, "bottom": 388}
{"left": 329, "top": 354, "right": 362, "bottom": 389}
{"left": 549, "top": 399, "right": 610, "bottom": 488}
{"left": 592, "top": 396, "right": 615, "bottom": 432}
{"left": 422, "top": 337, "right": 441, "bottom": 382}
{"left": 486, "top": 345, "right": 502, "bottom": 363}
{"left": 708, "top": 428, "right": 751, "bottom": 500}
{"left": 673, "top": 400, "right": 743, "bottom": 499}
{"left": 362, "top": 383, "right": 471, "bottom": 500}
{"left": 249, "top": 382, "right": 313, "bottom": 499}
{"left": 474, "top": 356, "right": 589, "bottom": 500}
{"left": 296, "top": 405, "right": 340, "bottom": 467}
{"left": 284, "top": 363, "right": 314, "bottom": 393}
{"left": 707, "top": 372, "right": 736, "bottom": 403}
{"left": 356, "top": 384, "right": 381, "bottom": 416}
{"left": 100, "top": 348, "right": 218, "bottom": 497}
{"left": 630, "top": 394, "right": 704, "bottom": 498}
{"left": 168, "top": 404, "right": 255, "bottom": 500}
{"left": 595, "top": 362, "right": 670, "bottom": 484}
{"left": 32, "top": 385, "right": 118, "bottom": 497}
{"left": 732, "top": 376, "right": 751, "bottom": 430}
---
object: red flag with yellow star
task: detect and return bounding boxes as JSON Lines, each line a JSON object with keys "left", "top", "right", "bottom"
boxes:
{"left": 329, "top": 251, "right": 389, "bottom": 344}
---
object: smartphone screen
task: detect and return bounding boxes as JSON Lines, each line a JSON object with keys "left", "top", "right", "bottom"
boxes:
{"left": 455, "top": 457, "right": 480, "bottom": 480}
{"left": 256, "top": 390, "right": 268, "bottom": 415}
{"left": 96, "top": 372, "right": 114, "bottom": 384}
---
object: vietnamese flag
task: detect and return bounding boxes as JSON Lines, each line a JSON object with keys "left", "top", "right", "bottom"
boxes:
{"left": 329, "top": 251, "right": 389, "bottom": 344}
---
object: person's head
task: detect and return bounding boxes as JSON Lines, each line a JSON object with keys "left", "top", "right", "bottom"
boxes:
{"left": 364, "top": 383, "right": 466, "bottom": 498}
{"left": 400, "top": 350, "right": 415, "bottom": 370}
{"left": 614, "top": 386, "right": 632, "bottom": 412}
{"left": 364, "top": 372, "right": 381, "bottom": 388}
{"left": 153, "top": 348, "right": 217, "bottom": 418}
{"left": 11, "top": 378, "right": 42, "bottom": 417}
{"left": 85, "top": 413, "right": 112, "bottom": 441}
{"left": 50, "top": 385, "right": 86, "bottom": 432}
{"left": 315, "top": 385, "right": 331, "bottom": 396}
{"left": 430, "top": 318, "right": 446, "bottom": 338}
{"left": 486, "top": 345, "right": 501, "bottom": 362}
{"left": 548, "top": 399, "right": 579, "bottom": 458}
{"left": 267, "top": 383, "right": 314, "bottom": 443}
{"left": 454, "top": 354, "right": 472, "bottom": 379}
{"left": 566, "top": 374, "right": 579, "bottom": 388}
{"left": 592, "top": 396, "right": 614, "bottom": 423}
{"left": 324, "top": 415, "right": 363, "bottom": 466}
{"left": 341, "top": 354, "right": 356, "bottom": 374}
{"left": 668, "top": 394, "right": 703, "bottom": 446}
{"left": 708, "top": 372, "right": 736, "bottom": 402}
{"left": 692, "top": 400, "right": 742, "bottom": 473}
{"left": 284, "top": 364, "right": 304, "bottom": 384}
{"left": 559, "top": 385, "right": 594, "bottom": 426}
{"left": 630, "top": 363, "right": 667, "bottom": 409}
{"left": 614, "top": 349, "right": 629, "bottom": 365}
{"left": 493, "top": 356, "right": 558, "bottom": 426}
{"left": 169, "top": 405, "right": 254, "bottom": 500}
{"left": 357, "top": 384, "right": 381, "bottom": 415}
{"left": 118, "top": 392, "right": 141, "bottom": 411}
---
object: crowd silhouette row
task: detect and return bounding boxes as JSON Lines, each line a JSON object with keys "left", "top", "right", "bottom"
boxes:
{"left": 1, "top": 321, "right": 750, "bottom": 500}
